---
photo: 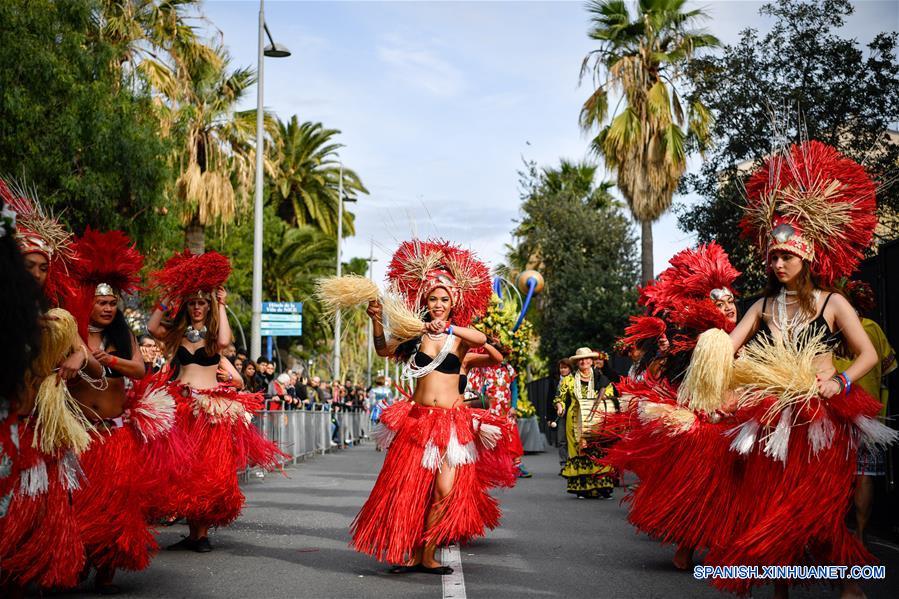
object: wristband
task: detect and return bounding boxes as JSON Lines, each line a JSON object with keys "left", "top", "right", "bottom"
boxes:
{"left": 156, "top": 302, "right": 168, "bottom": 313}
{"left": 109, "top": 356, "right": 119, "bottom": 368}
{"left": 445, "top": 324, "right": 454, "bottom": 336}
{"left": 839, "top": 371, "right": 851, "bottom": 393}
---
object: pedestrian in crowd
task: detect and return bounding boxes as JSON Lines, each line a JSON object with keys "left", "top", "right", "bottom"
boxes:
{"left": 267, "top": 373, "right": 289, "bottom": 410}
{"left": 139, "top": 334, "right": 165, "bottom": 373}
{"left": 254, "top": 358, "right": 272, "bottom": 393}
{"left": 235, "top": 348, "right": 248, "bottom": 364}
{"left": 283, "top": 371, "right": 298, "bottom": 410}
{"left": 552, "top": 359, "right": 572, "bottom": 465}
{"left": 368, "top": 375, "right": 393, "bottom": 433}
{"left": 309, "top": 375, "right": 330, "bottom": 409}
{"left": 222, "top": 342, "right": 237, "bottom": 362}
{"left": 318, "top": 377, "right": 333, "bottom": 407}
{"left": 295, "top": 375, "right": 310, "bottom": 409}
{"left": 233, "top": 355, "right": 244, "bottom": 374}
{"left": 241, "top": 361, "right": 259, "bottom": 391}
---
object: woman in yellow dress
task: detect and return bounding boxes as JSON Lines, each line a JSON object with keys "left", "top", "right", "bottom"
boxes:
{"left": 554, "top": 347, "right": 617, "bottom": 499}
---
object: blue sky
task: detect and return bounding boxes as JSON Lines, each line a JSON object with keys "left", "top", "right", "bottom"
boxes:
{"left": 201, "top": 0, "right": 899, "bottom": 283}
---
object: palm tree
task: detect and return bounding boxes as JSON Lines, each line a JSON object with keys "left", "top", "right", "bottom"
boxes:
{"left": 579, "top": 0, "right": 718, "bottom": 282}
{"left": 264, "top": 226, "right": 336, "bottom": 303}
{"left": 270, "top": 116, "right": 368, "bottom": 238}
{"left": 152, "top": 45, "right": 276, "bottom": 254}
{"left": 96, "top": 0, "right": 220, "bottom": 90}
{"left": 262, "top": 225, "right": 338, "bottom": 364}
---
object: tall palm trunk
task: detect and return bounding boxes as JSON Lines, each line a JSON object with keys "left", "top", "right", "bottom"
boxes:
{"left": 185, "top": 219, "right": 205, "bottom": 255}
{"left": 641, "top": 219, "right": 653, "bottom": 283}
{"left": 185, "top": 136, "right": 208, "bottom": 255}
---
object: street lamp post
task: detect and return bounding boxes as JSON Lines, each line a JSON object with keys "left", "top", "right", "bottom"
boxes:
{"left": 332, "top": 165, "right": 356, "bottom": 380}
{"left": 366, "top": 240, "right": 378, "bottom": 387}
{"left": 251, "top": 0, "right": 290, "bottom": 360}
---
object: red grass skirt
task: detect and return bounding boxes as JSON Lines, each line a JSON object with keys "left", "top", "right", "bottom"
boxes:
{"left": 167, "top": 384, "right": 284, "bottom": 527}
{"left": 73, "top": 422, "right": 158, "bottom": 572}
{"left": 0, "top": 418, "right": 86, "bottom": 588}
{"left": 705, "top": 387, "right": 889, "bottom": 595}
{"left": 604, "top": 378, "right": 748, "bottom": 552}
{"left": 352, "top": 402, "right": 503, "bottom": 564}
{"left": 470, "top": 407, "right": 523, "bottom": 489}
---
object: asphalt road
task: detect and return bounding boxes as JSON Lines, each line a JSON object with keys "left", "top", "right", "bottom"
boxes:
{"left": 46, "top": 444, "right": 899, "bottom": 598}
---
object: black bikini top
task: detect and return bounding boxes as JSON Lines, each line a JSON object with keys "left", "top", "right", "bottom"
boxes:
{"left": 413, "top": 351, "right": 462, "bottom": 375}
{"left": 458, "top": 374, "right": 468, "bottom": 395}
{"left": 176, "top": 345, "right": 221, "bottom": 367}
{"left": 756, "top": 293, "right": 843, "bottom": 350}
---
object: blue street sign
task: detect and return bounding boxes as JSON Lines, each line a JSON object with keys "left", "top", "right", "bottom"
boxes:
{"left": 261, "top": 301, "right": 303, "bottom": 336}
{"left": 262, "top": 301, "right": 302, "bottom": 314}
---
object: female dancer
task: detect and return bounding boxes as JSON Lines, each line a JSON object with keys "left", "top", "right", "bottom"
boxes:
{"left": 604, "top": 242, "right": 742, "bottom": 570}
{"left": 65, "top": 228, "right": 161, "bottom": 593}
{"left": 148, "top": 250, "right": 282, "bottom": 553}
{"left": 350, "top": 239, "right": 501, "bottom": 574}
{"left": 704, "top": 141, "right": 892, "bottom": 597}
{"left": 0, "top": 182, "right": 98, "bottom": 594}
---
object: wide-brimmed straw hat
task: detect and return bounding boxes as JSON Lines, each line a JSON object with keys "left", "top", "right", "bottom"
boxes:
{"left": 569, "top": 347, "right": 600, "bottom": 362}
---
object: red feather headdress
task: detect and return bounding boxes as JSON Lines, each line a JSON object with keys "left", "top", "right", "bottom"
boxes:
{"left": 67, "top": 228, "right": 144, "bottom": 338}
{"left": 1, "top": 177, "right": 76, "bottom": 306}
{"left": 151, "top": 250, "right": 231, "bottom": 309}
{"left": 619, "top": 316, "right": 667, "bottom": 349}
{"left": 386, "top": 239, "right": 492, "bottom": 327}
{"left": 639, "top": 242, "right": 740, "bottom": 315}
{"left": 740, "top": 141, "right": 877, "bottom": 285}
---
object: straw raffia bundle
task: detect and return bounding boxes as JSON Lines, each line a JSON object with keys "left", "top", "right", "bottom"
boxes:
{"left": 732, "top": 328, "right": 827, "bottom": 418}
{"left": 381, "top": 293, "right": 426, "bottom": 341}
{"left": 677, "top": 328, "right": 734, "bottom": 414}
{"left": 28, "top": 308, "right": 93, "bottom": 454}
{"left": 315, "top": 275, "right": 380, "bottom": 315}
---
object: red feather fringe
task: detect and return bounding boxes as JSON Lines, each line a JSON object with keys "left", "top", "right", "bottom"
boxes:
{"left": 619, "top": 316, "right": 667, "bottom": 348}
{"left": 0, "top": 421, "right": 86, "bottom": 589}
{"left": 66, "top": 227, "right": 144, "bottom": 338}
{"left": 73, "top": 425, "right": 158, "bottom": 572}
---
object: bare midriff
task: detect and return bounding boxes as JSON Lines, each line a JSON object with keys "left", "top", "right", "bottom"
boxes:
{"left": 412, "top": 369, "right": 463, "bottom": 409}
{"left": 71, "top": 377, "right": 127, "bottom": 421}
{"left": 177, "top": 363, "right": 220, "bottom": 390}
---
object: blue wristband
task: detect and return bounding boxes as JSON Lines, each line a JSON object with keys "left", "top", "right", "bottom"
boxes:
{"left": 446, "top": 324, "right": 454, "bottom": 336}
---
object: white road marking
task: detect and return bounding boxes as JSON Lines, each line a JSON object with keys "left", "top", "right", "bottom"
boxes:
{"left": 441, "top": 544, "right": 467, "bottom": 599}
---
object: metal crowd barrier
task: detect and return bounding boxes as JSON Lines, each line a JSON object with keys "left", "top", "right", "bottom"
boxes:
{"left": 248, "top": 406, "right": 369, "bottom": 469}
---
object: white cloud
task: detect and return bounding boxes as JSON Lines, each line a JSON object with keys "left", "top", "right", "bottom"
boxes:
{"left": 376, "top": 40, "right": 466, "bottom": 97}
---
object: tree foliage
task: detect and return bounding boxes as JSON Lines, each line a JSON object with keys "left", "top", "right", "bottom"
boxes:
{"left": 508, "top": 160, "right": 639, "bottom": 362}
{"left": 678, "top": 0, "right": 899, "bottom": 291}
{"left": 0, "top": 0, "right": 172, "bottom": 246}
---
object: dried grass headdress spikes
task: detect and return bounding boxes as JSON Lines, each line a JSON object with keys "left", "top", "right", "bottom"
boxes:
{"left": 740, "top": 141, "right": 877, "bottom": 286}
{"left": 1, "top": 177, "right": 75, "bottom": 303}
{"left": 386, "top": 239, "right": 492, "bottom": 327}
